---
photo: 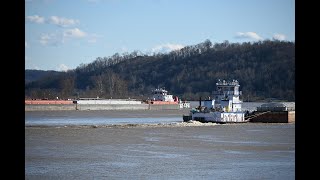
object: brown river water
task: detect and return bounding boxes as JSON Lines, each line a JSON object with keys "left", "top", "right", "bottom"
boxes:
{"left": 26, "top": 120, "right": 294, "bottom": 179}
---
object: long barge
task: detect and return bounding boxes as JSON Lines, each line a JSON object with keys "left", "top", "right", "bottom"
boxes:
{"left": 25, "top": 88, "right": 190, "bottom": 111}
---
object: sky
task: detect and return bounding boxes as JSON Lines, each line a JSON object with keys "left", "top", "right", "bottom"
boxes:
{"left": 25, "top": 0, "right": 295, "bottom": 71}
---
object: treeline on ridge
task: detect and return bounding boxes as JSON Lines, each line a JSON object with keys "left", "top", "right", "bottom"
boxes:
{"left": 25, "top": 39, "right": 295, "bottom": 101}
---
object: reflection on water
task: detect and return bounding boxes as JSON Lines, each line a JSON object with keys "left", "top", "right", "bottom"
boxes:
{"left": 25, "top": 117, "right": 182, "bottom": 126}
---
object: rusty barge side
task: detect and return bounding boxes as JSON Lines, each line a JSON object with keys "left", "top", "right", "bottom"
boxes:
{"left": 248, "top": 111, "right": 295, "bottom": 123}
{"left": 245, "top": 102, "right": 295, "bottom": 123}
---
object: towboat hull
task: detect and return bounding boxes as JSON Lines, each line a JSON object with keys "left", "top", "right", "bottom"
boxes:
{"left": 187, "top": 111, "right": 247, "bottom": 123}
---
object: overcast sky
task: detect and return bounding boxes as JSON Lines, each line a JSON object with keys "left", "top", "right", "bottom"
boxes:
{"left": 25, "top": 0, "right": 295, "bottom": 71}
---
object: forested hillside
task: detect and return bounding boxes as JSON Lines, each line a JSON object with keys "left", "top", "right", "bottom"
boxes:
{"left": 25, "top": 39, "right": 295, "bottom": 101}
{"left": 25, "top": 70, "right": 65, "bottom": 84}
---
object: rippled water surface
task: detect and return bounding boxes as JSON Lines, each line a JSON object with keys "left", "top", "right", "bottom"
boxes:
{"left": 25, "top": 103, "right": 295, "bottom": 179}
{"left": 26, "top": 125, "right": 294, "bottom": 179}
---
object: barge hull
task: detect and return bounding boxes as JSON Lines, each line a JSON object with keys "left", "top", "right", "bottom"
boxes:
{"left": 249, "top": 111, "right": 295, "bottom": 123}
{"left": 25, "top": 104, "right": 181, "bottom": 111}
{"left": 191, "top": 112, "right": 246, "bottom": 123}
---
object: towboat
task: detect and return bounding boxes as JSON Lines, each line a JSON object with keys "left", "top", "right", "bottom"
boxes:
{"left": 147, "top": 87, "right": 190, "bottom": 108}
{"left": 183, "top": 79, "right": 248, "bottom": 123}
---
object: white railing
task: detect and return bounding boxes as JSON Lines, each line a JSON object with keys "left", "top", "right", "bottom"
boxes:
{"left": 212, "top": 91, "right": 242, "bottom": 95}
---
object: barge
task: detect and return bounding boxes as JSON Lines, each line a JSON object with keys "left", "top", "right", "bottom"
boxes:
{"left": 246, "top": 102, "right": 295, "bottom": 123}
{"left": 25, "top": 88, "right": 191, "bottom": 111}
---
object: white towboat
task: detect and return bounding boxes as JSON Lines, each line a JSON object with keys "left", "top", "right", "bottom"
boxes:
{"left": 148, "top": 87, "right": 190, "bottom": 108}
{"left": 183, "top": 79, "right": 248, "bottom": 123}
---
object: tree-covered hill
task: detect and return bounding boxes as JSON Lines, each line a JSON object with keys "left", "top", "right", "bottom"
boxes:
{"left": 25, "top": 39, "right": 295, "bottom": 101}
{"left": 25, "top": 70, "right": 65, "bottom": 84}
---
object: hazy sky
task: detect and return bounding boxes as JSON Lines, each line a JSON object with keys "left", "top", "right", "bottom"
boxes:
{"left": 25, "top": 0, "right": 295, "bottom": 71}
